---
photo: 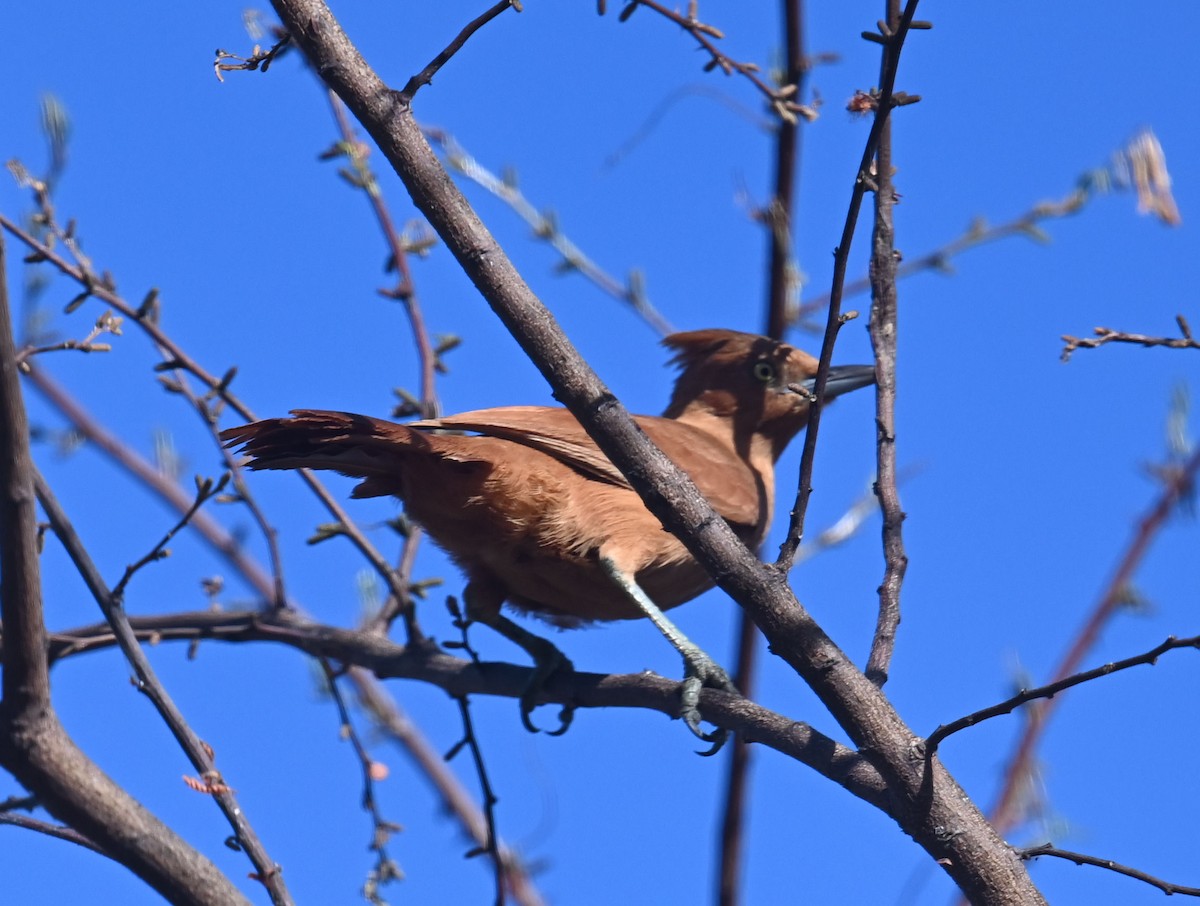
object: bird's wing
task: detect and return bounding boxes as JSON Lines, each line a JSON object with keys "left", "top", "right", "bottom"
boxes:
{"left": 416, "top": 406, "right": 763, "bottom": 529}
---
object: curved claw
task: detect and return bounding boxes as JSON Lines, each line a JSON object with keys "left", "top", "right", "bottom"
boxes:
{"left": 678, "top": 652, "right": 738, "bottom": 755}
{"left": 517, "top": 647, "right": 576, "bottom": 736}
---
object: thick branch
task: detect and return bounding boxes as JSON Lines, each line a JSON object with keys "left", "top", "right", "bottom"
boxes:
{"left": 42, "top": 608, "right": 888, "bottom": 810}
{"left": 267, "top": 2, "right": 1044, "bottom": 901}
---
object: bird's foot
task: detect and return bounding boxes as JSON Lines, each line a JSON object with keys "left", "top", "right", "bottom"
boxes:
{"left": 517, "top": 634, "right": 576, "bottom": 737}
{"left": 678, "top": 650, "right": 738, "bottom": 756}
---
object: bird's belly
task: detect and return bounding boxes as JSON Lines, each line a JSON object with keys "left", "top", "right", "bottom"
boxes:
{"left": 491, "top": 543, "right": 716, "bottom": 626}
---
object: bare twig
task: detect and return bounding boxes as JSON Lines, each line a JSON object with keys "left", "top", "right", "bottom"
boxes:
{"left": 795, "top": 128, "right": 1181, "bottom": 330}
{"left": 0, "top": 210, "right": 419, "bottom": 639}
{"left": 775, "top": 1, "right": 925, "bottom": 571}
{"left": 43, "top": 609, "right": 889, "bottom": 810}
{"left": 611, "top": 0, "right": 815, "bottom": 124}
{"left": 399, "top": 1, "right": 519, "bottom": 102}
{"left": 424, "top": 127, "right": 675, "bottom": 336}
{"left": 348, "top": 673, "right": 545, "bottom": 906}
{"left": 1062, "top": 314, "right": 1199, "bottom": 361}
{"left": 15, "top": 308, "right": 122, "bottom": 364}
{"left": 1, "top": 234, "right": 250, "bottom": 905}
{"left": 324, "top": 92, "right": 440, "bottom": 416}
{"left": 0, "top": 813, "right": 108, "bottom": 857}
{"left": 927, "top": 634, "right": 1200, "bottom": 752}
{"left": 1021, "top": 843, "right": 1200, "bottom": 897}
{"left": 863, "top": 0, "right": 908, "bottom": 688}
{"left": 988, "top": 443, "right": 1200, "bottom": 834}
{"left": 111, "top": 473, "right": 229, "bottom": 599}
{"left": 33, "top": 472, "right": 293, "bottom": 904}
{"left": 446, "top": 698, "right": 506, "bottom": 906}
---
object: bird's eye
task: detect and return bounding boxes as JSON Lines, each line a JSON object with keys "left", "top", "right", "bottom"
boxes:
{"left": 752, "top": 360, "right": 775, "bottom": 383}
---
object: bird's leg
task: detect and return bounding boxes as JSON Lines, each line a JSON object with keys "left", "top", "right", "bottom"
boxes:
{"left": 463, "top": 584, "right": 575, "bottom": 736}
{"left": 598, "top": 556, "right": 736, "bottom": 755}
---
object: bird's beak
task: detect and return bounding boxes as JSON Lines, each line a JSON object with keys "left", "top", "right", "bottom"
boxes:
{"left": 795, "top": 365, "right": 875, "bottom": 401}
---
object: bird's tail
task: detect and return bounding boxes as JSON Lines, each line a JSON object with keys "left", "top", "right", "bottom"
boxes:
{"left": 221, "top": 409, "right": 424, "bottom": 498}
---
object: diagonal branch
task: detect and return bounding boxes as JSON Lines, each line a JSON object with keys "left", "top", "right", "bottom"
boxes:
{"left": 399, "top": 0, "right": 518, "bottom": 102}
{"left": 987, "top": 442, "right": 1200, "bottom": 834}
{"left": 267, "top": 1, "right": 1046, "bottom": 902}
{"left": 927, "top": 634, "right": 1200, "bottom": 752}
{"left": 1020, "top": 844, "right": 1200, "bottom": 897}
{"left": 0, "top": 235, "right": 250, "bottom": 906}
{"left": 33, "top": 472, "right": 293, "bottom": 904}
{"left": 26, "top": 363, "right": 544, "bottom": 904}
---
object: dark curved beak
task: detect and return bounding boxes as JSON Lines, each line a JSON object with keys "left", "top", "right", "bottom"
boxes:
{"left": 796, "top": 365, "right": 875, "bottom": 400}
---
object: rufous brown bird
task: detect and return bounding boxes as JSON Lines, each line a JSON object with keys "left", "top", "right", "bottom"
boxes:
{"left": 221, "top": 329, "right": 873, "bottom": 747}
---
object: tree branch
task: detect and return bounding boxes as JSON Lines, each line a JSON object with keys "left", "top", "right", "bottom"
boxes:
{"left": 0, "top": 236, "right": 251, "bottom": 906}
{"left": 266, "top": 1, "right": 1044, "bottom": 901}
{"left": 42, "top": 608, "right": 889, "bottom": 810}
{"left": 864, "top": 0, "right": 909, "bottom": 687}
{"left": 33, "top": 472, "right": 292, "bottom": 904}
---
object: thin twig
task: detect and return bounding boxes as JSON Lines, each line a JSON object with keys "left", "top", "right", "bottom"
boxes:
{"left": 111, "top": 473, "right": 229, "bottom": 600}
{"left": 33, "top": 472, "right": 293, "bottom": 905}
{"left": 322, "top": 90, "right": 438, "bottom": 638}
{"left": 1062, "top": 315, "right": 1199, "bottom": 361}
{"left": 0, "top": 813, "right": 109, "bottom": 857}
{"left": 863, "top": 0, "right": 908, "bottom": 688}
{"left": 612, "top": 0, "right": 815, "bottom": 124}
{"left": 988, "top": 443, "right": 1200, "bottom": 834}
{"left": 447, "top": 697, "right": 506, "bottom": 906}
{"left": 927, "top": 634, "right": 1200, "bottom": 752}
{"left": 775, "top": 0, "right": 924, "bottom": 571}
{"left": 399, "top": 1, "right": 518, "bottom": 102}
{"left": 795, "top": 128, "right": 1181, "bottom": 330}
{"left": 324, "top": 92, "right": 440, "bottom": 417}
{"left": 1020, "top": 843, "right": 1200, "bottom": 897}
{"left": 424, "top": 127, "right": 675, "bottom": 336}
{"left": 214, "top": 33, "right": 292, "bottom": 82}
{"left": 348, "top": 673, "right": 545, "bottom": 906}
{"left": 0, "top": 210, "right": 418, "bottom": 639}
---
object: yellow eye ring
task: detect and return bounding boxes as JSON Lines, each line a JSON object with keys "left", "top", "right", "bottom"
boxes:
{"left": 752, "top": 361, "right": 775, "bottom": 383}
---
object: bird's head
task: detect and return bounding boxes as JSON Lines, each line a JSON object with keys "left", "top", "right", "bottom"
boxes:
{"left": 661, "top": 329, "right": 874, "bottom": 458}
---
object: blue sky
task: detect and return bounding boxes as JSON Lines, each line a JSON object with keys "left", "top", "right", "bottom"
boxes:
{"left": 2, "top": 2, "right": 1197, "bottom": 904}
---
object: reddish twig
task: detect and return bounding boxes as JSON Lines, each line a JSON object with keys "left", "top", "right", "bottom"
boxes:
{"left": 988, "top": 444, "right": 1200, "bottom": 834}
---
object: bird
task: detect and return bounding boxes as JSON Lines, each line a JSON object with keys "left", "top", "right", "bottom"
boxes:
{"left": 221, "top": 329, "right": 874, "bottom": 749}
